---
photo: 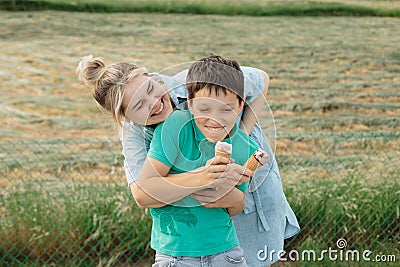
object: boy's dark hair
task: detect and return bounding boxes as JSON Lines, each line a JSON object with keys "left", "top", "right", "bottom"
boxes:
{"left": 186, "top": 55, "right": 244, "bottom": 103}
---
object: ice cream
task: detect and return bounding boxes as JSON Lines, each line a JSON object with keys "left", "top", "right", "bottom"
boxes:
{"left": 244, "top": 149, "right": 270, "bottom": 171}
{"left": 215, "top": 141, "right": 232, "bottom": 159}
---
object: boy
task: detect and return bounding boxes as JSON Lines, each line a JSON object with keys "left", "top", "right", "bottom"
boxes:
{"left": 136, "top": 56, "right": 258, "bottom": 266}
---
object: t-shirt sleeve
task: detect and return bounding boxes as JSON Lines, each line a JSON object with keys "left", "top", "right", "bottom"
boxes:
{"left": 241, "top": 66, "right": 265, "bottom": 105}
{"left": 147, "top": 112, "right": 184, "bottom": 167}
{"left": 121, "top": 122, "right": 151, "bottom": 186}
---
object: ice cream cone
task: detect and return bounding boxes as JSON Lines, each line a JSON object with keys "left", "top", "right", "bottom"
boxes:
{"left": 215, "top": 141, "right": 232, "bottom": 159}
{"left": 244, "top": 155, "right": 261, "bottom": 171}
{"left": 244, "top": 149, "right": 270, "bottom": 171}
{"left": 215, "top": 151, "right": 231, "bottom": 159}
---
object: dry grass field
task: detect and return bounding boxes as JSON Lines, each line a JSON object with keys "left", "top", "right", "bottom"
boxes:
{"left": 1, "top": 10, "right": 399, "bottom": 188}
{"left": 1, "top": 11, "right": 399, "bottom": 142}
{"left": 1, "top": 11, "right": 399, "bottom": 185}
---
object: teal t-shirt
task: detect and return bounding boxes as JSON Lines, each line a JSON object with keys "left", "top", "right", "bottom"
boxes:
{"left": 147, "top": 110, "right": 259, "bottom": 257}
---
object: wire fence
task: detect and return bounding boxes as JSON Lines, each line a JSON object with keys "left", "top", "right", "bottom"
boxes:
{"left": 1, "top": 132, "right": 399, "bottom": 266}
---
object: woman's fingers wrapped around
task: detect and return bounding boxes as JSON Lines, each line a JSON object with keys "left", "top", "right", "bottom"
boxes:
{"left": 202, "top": 157, "right": 254, "bottom": 188}
{"left": 223, "top": 163, "right": 254, "bottom": 185}
{"left": 205, "top": 156, "right": 233, "bottom": 166}
{"left": 191, "top": 184, "right": 234, "bottom": 206}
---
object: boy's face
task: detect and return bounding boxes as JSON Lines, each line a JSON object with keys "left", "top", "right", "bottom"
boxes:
{"left": 188, "top": 88, "right": 244, "bottom": 143}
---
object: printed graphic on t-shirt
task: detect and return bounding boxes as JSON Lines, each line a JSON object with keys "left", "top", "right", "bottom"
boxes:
{"left": 152, "top": 206, "right": 198, "bottom": 236}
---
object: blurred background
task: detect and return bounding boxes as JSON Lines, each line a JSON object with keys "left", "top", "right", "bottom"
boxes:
{"left": 0, "top": 1, "right": 399, "bottom": 266}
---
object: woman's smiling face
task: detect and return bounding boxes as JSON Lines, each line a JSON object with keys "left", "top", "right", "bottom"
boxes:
{"left": 123, "top": 74, "right": 174, "bottom": 125}
{"left": 189, "top": 88, "right": 244, "bottom": 143}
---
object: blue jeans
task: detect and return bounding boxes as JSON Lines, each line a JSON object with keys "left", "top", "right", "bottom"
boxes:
{"left": 152, "top": 245, "right": 247, "bottom": 267}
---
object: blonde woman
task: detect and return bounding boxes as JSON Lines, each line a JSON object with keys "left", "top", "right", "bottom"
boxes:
{"left": 77, "top": 55, "right": 299, "bottom": 267}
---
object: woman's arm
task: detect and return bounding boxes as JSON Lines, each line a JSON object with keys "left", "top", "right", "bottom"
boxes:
{"left": 191, "top": 186, "right": 246, "bottom": 217}
{"left": 226, "top": 189, "right": 246, "bottom": 217}
{"left": 131, "top": 157, "right": 205, "bottom": 208}
{"left": 132, "top": 156, "right": 251, "bottom": 208}
{"left": 122, "top": 121, "right": 253, "bottom": 208}
{"left": 240, "top": 70, "right": 269, "bottom": 135}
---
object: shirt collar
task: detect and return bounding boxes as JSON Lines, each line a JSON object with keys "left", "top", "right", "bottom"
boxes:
{"left": 157, "top": 73, "right": 188, "bottom": 107}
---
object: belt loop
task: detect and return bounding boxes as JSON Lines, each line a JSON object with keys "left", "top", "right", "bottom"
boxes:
{"left": 172, "top": 257, "right": 178, "bottom": 267}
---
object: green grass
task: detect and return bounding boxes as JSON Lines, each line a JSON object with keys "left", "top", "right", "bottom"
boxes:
{"left": 1, "top": 0, "right": 400, "bottom": 17}
{"left": 0, "top": 182, "right": 153, "bottom": 266}
{"left": 1, "top": 175, "right": 398, "bottom": 266}
{"left": 284, "top": 176, "right": 399, "bottom": 266}
{"left": 286, "top": 176, "right": 399, "bottom": 245}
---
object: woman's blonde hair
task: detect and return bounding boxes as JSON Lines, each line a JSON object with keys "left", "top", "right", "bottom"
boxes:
{"left": 76, "top": 55, "right": 147, "bottom": 127}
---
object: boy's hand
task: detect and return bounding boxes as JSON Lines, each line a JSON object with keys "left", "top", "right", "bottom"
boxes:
{"left": 200, "top": 156, "right": 231, "bottom": 186}
{"left": 201, "top": 156, "right": 254, "bottom": 188}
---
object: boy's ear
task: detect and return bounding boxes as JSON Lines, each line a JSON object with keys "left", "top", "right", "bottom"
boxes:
{"left": 239, "top": 99, "right": 245, "bottom": 111}
{"left": 188, "top": 98, "right": 194, "bottom": 114}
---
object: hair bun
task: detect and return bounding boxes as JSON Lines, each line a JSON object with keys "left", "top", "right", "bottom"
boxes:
{"left": 76, "top": 55, "right": 106, "bottom": 86}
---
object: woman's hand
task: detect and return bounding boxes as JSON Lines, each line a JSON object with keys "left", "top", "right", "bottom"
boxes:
{"left": 191, "top": 186, "right": 246, "bottom": 216}
{"left": 200, "top": 156, "right": 254, "bottom": 188}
